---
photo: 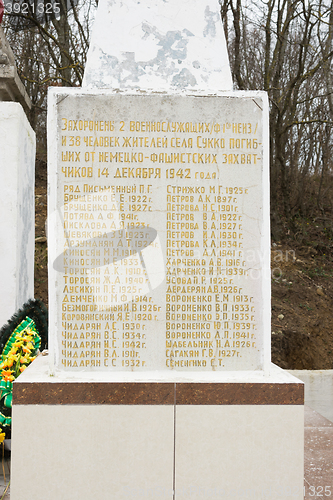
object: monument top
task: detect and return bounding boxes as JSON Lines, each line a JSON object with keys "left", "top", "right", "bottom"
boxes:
{"left": 0, "top": 27, "right": 31, "bottom": 113}
{"left": 83, "top": 0, "right": 232, "bottom": 92}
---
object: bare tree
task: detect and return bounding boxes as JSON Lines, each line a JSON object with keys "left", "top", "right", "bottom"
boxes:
{"left": 2, "top": 0, "right": 96, "bottom": 151}
{"left": 220, "top": 0, "right": 333, "bottom": 239}
{"left": 3, "top": 0, "right": 333, "bottom": 239}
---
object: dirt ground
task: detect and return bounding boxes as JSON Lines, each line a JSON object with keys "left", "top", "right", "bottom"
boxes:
{"left": 271, "top": 244, "right": 333, "bottom": 369}
{"left": 34, "top": 160, "right": 333, "bottom": 370}
{"left": 34, "top": 158, "right": 48, "bottom": 305}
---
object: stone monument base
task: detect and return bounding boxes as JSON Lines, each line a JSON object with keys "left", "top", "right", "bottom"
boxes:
{"left": 11, "top": 356, "right": 304, "bottom": 500}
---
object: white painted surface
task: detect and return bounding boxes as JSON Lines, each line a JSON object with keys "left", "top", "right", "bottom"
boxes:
{"left": 11, "top": 405, "right": 174, "bottom": 500}
{"left": 288, "top": 369, "right": 333, "bottom": 423}
{"left": 176, "top": 405, "right": 304, "bottom": 500}
{"left": 83, "top": 0, "right": 232, "bottom": 92}
{"left": 0, "top": 102, "right": 35, "bottom": 327}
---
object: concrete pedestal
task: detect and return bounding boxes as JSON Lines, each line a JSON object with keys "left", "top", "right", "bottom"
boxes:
{"left": 289, "top": 369, "right": 333, "bottom": 422}
{"left": 11, "top": 357, "right": 304, "bottom": 500}
{"left": 0, "top": 102, "right": 35, "bottom": 327}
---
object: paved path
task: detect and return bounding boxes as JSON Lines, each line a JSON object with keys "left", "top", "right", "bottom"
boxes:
{"left": 0, "top": 451, "right": 10, "bottom": 500}
{"left": 304, "top": 406, "right": 333, "bottom": 499}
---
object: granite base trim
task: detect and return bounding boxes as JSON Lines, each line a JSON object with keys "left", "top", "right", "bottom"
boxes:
{"left": 13, "top": 382, "right": 303, "bottom": 405}
{"left": 176, "top": 382, "right": 304, "bottom": 405}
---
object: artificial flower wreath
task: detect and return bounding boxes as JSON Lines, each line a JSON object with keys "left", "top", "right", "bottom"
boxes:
{"left": 0, "top": 317, "right": 41, "bottom": 443}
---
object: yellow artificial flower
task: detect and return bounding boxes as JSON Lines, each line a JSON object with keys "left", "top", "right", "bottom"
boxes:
{"left": 6, "top": 358, "right": 14, "bottom": 368}
{"left": 0, "top": 324, "right": 39, "bottom": 385}
{"left": 0, "top": 431, "right": 5, "bottom": 445}
{"left": 8, "top": 354, "right": 17, "bottom": 367}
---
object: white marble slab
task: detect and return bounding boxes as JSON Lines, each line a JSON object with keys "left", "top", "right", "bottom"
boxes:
{"left": 11, "top": 405, "right": 174, "bottom": 500}
{"left": 48, "top": 89, "right": 270, "bottom": 373}
{"left": 175, "top": 405, "right": 304, "bottom": 500}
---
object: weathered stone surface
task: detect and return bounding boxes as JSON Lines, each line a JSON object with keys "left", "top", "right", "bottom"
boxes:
{"left": 48, "top": 89, "right": 270, "bottom": 372}
{"left": 0, "top": 27, "right": 31, "bottom": 113}
{"left": 83, "top": 0, "right": 232, "bottom": 92}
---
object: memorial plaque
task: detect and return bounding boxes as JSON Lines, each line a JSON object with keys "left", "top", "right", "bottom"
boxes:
{"left": 48, "top": 90, "right": 270, "bottom": 371}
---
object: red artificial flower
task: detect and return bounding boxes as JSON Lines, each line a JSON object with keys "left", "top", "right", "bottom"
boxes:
{"left": 0, "top": 0, "right": 3, "bottom": 24}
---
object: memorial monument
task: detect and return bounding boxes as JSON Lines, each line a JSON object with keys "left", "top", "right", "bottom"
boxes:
{"left": 48, "top": 93, "right": 270, "bottom": 373}
{"left": 0, "top": 27, "right": 35, "bottom": 329}
{"left": 11, "top": 2, "right": 304, "bottom": 499}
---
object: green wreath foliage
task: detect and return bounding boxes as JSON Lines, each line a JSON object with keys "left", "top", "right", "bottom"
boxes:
{"left": 0, "top": 309, "right": 44, "bottom": 440}
{"left": 0, "top": 298, "right": 48, "bottom": 353}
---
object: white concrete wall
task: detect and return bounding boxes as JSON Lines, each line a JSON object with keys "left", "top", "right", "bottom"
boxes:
{"left": 0, "top": 102, "right": 35, "bottom": 327}
{"left": 288, "top": 370, "right": 333, "bottom": 423}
